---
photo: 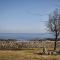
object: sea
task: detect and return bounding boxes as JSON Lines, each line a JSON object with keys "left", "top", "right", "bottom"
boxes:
{"left": 0, "top": 33, "right": 56, "bottom": 40}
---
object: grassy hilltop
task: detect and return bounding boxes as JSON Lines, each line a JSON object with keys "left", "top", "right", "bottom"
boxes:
{"left": 0, "top": 49, "right": 60, "bottom": 60}
{"left": 0, "top": 39, "right": 60, "bottom": 60}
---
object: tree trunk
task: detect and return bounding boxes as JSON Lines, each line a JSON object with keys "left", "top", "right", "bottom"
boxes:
{"left": 54, "top": 40, "right": 57, "bottom": 50}
{"left": 54, "top": 32, "right": 57, "bottom": 51}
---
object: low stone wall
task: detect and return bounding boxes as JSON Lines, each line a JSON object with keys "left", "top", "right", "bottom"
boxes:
{"left": 0, "top": 40, "right": 60, "bottom": 50}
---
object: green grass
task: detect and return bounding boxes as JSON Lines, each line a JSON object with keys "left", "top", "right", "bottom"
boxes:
{"left": 0, "top": 48, "right": 60, "bottom": 60}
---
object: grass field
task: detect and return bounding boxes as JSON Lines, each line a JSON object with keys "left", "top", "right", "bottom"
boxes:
{"left": 0, "top": 48, "right": 60, "bottom": 60}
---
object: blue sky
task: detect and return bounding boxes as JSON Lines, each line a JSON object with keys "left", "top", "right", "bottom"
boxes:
{"left": 0, "top": 0, "right": 60, "bottom": 33}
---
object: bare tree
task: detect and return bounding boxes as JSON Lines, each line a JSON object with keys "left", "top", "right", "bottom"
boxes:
{"left": 47, "top": 9, "right": 60, "bottom": 50}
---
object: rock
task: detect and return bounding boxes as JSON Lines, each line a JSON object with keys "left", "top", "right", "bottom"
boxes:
{"left": 42, "top": 46, "right": 48, "bottom": 55}
{"left": 52, "top": 51, "right": 58, "bottom": 55}
{"left": 48, "top": 50, "right": 59, "bottom": 55}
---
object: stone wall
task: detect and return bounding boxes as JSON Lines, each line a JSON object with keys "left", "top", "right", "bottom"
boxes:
{"left": 0, "top": 40, "right": 60, "bottom": 50}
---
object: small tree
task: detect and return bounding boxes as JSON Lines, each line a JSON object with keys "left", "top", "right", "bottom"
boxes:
{"left": 47, "top": 9, "right": 60, "bottom": 50}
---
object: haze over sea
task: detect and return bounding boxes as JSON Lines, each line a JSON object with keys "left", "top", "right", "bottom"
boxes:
{"left": 0, "top": 33, "right": 56, "bottom": 40}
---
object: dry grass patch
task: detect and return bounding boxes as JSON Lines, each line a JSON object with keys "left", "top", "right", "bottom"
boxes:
{"left": 0, "top": 48, "right": 60, "bottom": 60}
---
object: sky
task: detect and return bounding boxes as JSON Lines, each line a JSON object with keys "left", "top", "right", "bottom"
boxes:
{"left": 0, "top": 0, "right": 60, "bottom": 33}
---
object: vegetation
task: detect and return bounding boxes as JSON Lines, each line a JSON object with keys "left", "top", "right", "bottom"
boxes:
{"left": 0, "top": 48, "right": 60, "bottom": 60}
{"left": 47, "top": 9, "right": 60, "bottom": 50}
